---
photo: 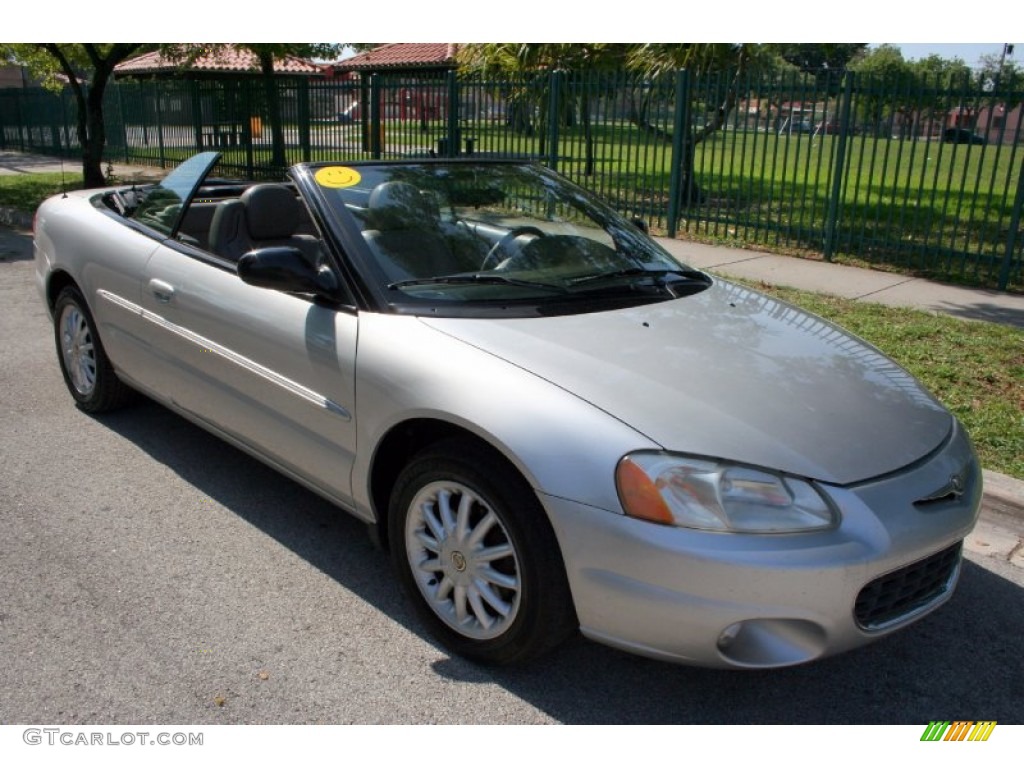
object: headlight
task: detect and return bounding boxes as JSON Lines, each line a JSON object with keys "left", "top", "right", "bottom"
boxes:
{"left": 616, "top": 452, "right": 837, "bottom": 533}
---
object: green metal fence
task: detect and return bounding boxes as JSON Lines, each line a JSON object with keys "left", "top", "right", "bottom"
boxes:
{"left": 1, "top": 68, "right": 1021, "bottom": 290}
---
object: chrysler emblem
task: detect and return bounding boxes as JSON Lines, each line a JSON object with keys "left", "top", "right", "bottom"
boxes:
{"left": 949, "top": 473, "right": 965, "bottom": 497}
{"left": 917, "top": 470, "right": 967, "bottom": 505}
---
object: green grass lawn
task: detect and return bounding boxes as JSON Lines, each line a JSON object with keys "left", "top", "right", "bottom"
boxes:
{"left": 0, "top": 172, "right": 83, "bottom": 213}
{"left": 113, "top": 118, "right": 1021, "bottom": 291}
{"left": 316, "top": 119, "right": 1017, "bottom": 289}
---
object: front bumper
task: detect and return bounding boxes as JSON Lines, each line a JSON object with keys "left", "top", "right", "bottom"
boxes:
{"left": 543, "top": 422, "right": 981, "bottom": 668}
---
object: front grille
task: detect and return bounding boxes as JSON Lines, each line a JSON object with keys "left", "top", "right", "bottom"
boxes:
{"left": 855, "top": 542, "right": 962, "bottom": 630}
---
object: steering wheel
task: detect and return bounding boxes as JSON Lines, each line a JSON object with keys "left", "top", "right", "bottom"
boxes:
{"left": 481, "top": 226, "right": 546, "bottom": 271}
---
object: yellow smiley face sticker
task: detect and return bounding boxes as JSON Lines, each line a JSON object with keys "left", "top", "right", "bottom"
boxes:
{"left": 315, "top": 166, "right": 362, "bottom": 189}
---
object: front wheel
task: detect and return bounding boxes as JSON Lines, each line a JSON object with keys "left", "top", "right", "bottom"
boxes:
{"left": 53, "top": 286, "right": 132, "bottom": 413}
{"left": 389, "top": 440, "right": 576, "bottom": 664}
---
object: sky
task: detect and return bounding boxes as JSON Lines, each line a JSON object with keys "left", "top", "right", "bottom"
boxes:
{"left": 1, "top": 3, "right": 1017, "bottom": 76}
{"left": 873, "top": 43, "right": 1015, "bottom": 68}
{"left": 4, "top": 1, "right": 1018, "bottom": 48}
{"left": 334, "top": 44, "right": 1017, "bottom": 69}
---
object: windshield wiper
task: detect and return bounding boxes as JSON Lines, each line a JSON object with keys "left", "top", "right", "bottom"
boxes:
{"left": 388, "top": 274, "right": 569, "bottom": 293}
{"left": 569, "top": 267, "right": 708, "bottom": 287}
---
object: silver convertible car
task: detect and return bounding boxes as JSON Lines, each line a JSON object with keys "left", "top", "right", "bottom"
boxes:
{"left": 33, "top": 152, "right": 981, "bottom": 668}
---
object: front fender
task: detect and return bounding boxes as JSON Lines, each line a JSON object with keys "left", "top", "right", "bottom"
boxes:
{"left": 351, "top": 313, "right": 658, "bottom": 519}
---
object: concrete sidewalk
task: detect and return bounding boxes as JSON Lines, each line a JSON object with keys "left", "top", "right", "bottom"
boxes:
{"left": 655, "top": 238, "right": 1024, "bottom": 329}
{"left": 0, "top": 150, "right": 167, "bottom": 182}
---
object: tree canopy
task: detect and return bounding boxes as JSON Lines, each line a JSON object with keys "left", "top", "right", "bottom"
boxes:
{"left": 1, "top": 43, "right": 340, "bottom": 184}
{"left": 1, "top": 44, "right": 148, "bottom": 186}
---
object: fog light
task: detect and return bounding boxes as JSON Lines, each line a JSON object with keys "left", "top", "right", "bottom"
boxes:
{"left": 716, "top": 619, "right": 827, "bottom": 667}
{"left": 717, "top": 622, "right": 743, "bottom": 649}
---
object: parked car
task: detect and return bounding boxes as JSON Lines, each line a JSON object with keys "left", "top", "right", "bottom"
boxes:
{"left": 943, "top": 127, "right": 987, "bottom": 145}
{"left": 33, "top": 152, "right": 981, "bottom": 668}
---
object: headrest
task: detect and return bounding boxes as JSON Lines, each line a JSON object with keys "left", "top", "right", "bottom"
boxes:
{"left": 241, "top": 184, "right": 301, "bottom": 240}
{"left": 368, "top": 181, "right": 436, "bottom": 231}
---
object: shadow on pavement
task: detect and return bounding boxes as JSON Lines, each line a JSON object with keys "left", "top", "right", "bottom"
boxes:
{"left": 0, "top": 226, "right": 33, "bottom": 262}
{"left": 935, "top": 300, "right": 1024, "bottom": 329}
{"left": 95, "top": 398, "right": 1024, "bottom": 725}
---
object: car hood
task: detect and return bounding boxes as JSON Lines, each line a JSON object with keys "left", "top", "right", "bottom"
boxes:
{"left": 421, "top": 280, "right": 952, "bottom": 486}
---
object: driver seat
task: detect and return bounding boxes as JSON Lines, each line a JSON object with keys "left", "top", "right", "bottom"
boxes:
{"left": 362, "top": 181, "right": 465, "bottom": 280}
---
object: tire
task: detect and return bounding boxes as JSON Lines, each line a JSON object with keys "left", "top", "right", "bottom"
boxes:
{"left": 389, "top": 439, "right": 577, "bottom": 665}
{"left": 53, "top": 286, "right": 132, "bottom": 413}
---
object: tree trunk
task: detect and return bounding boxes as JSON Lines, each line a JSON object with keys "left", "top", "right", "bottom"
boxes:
{"left": 627, "top": 85, "right": 704, "bottom": 206}
{"left": 678, "top": 130, "right": 704, "bottom": 206}
{"left": 41, "top": 44, "right": 142, "bottom": 189}
{"left": 44, "top": 45, "right": 108, "bottom": 188}
{"left": 81, "top": 85, "right": 108, "bottom": 188}
{"left": 258, "top": 54, "right": 287, "bottom": 169}
{"left": 506, "top": 94, "right": 533, "bottom": 135}
{"left": 627, "top": 67, "right": 746, "bottom": 209}
{"left": 66, "top": 82, "right": 101, "bottom": 187}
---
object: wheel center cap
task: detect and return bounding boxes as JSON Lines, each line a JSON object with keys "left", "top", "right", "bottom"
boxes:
{"left": 450, "top": 551, "right": 467, "bottom": 572}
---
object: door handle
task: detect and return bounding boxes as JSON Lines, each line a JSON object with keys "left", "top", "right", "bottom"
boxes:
{"left": 148, "top": 279, "right": 176, "bottom": 303}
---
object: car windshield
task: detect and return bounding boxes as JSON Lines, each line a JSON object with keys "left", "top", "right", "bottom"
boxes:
{"left": 306, "top": 162, "right": 710, "bottom": 314}
{"left": 131, "top": 151, "right": 221, "bottom": 237}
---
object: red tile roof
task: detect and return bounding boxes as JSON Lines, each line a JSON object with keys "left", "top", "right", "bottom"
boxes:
{"left": 115, "top": 48, "right": 322, "bottom": 76}
{"left": 332, "top": 43, "right": 458, "bottom": 71}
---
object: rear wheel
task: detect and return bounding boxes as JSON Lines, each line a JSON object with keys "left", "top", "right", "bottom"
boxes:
{"left": 53, "top": 286, "right": 132, "bottom": 413}
{"left": 389, "top": 439, "right": 576, "bottom": 664}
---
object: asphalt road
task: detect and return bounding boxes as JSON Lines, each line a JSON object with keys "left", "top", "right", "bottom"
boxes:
{"left": 1, "top": 227, "right": 1022, "bottom": 725}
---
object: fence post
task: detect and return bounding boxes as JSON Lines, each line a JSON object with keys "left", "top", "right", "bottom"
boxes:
{"left": 298, "top": 78, "right": 311, "bottom": 163}
{"left": 154, "top": 83, "right": 166, "bottom": 169}
{"left": 445, "top": 69, "right": 459, "bottom": 158}
{"left": 16, "top": 92, "right": 26, "bottom": 151}
{"left": 369, "top": 74, "right": 383, "bottom": 159}
{"left": 998, "top": 158, "right": 1024, "bottom": 291}
{"left": 667, "top": 70, "right": 690, "bottom": 238}
{"left": 115, "top": 81, "right": 130, "bottom": 164}
{"left": 547, "top": 70, "right": 563, "bottom": 172}
{"left": 242, "top": 80, "right": 255, "bottom": 179}
{"left": 0, "top": 94, "right": 7, "bottom": 150}
{"left": 48, "top": 89, "right": 62, "bottom": 155}
{"left": 823, "top": 71, "right": 854, "bottom": 262}
{"left": 60, "top": 89, "right": 72, "bottom": 158}
{"left": 189, "top": 80, "right": 203, "bottom": 152}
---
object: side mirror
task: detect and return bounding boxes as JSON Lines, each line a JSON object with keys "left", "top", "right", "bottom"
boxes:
{"left": 237, "top": 247, "right": 338, "bottom": 297}
{"left": 630, "top": 217, "right": 649, "bottom": 234}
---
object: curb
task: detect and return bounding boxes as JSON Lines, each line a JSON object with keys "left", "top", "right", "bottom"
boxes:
{"left": 982, "top": 470, "right": 1024, "bottom": 522}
